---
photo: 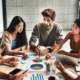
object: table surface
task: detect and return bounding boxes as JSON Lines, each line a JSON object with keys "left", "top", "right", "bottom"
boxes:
{"left": 0, "top": 48, "right": 77, "bottom": 79}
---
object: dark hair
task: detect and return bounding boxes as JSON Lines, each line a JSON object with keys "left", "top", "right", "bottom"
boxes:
{"left": 74, "top": 19, "right": 80, "bottom": 28}
{"left": 5, "top": 16, "right": 28, "bottom": 47}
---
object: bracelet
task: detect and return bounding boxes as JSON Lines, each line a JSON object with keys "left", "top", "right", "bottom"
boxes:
{"left": 47, "top": 48, "right": 52, "bottom": 53}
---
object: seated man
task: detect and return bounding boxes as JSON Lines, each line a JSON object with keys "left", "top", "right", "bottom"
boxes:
{"left": 0, "top": 71, "right": 23, "bottom": 80}
{"left": 29, "top": 8, "right": 63, "bottom": 56}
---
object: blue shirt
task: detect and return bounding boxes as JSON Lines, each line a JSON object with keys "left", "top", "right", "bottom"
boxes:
{"left": 11, "top": 40, "right": 17, "bottom": 50}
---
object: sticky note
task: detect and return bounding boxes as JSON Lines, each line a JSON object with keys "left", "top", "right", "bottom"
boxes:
{"left": 50, "top": 58, "right": 55, "bottom": 60}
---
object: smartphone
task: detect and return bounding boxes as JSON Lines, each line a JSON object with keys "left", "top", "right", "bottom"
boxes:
{"left": 9, "top": 68, "right": 22, "bottom": 75}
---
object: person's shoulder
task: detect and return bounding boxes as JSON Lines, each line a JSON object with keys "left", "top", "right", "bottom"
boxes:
{"left": 3, "top": 31, "right": 11, "bottom": 36}
{"left": 53, "top": 22, "right": 62, "bottom": 30}
{"left": 53, "top": 22, "right": 62, "bottom": 27}
{"left": 67, "top": 32, "right": 73, "bottom": 36}
{"left": 34, "top": 23, "right": 43, "bottom": 29}
{"left": 66, "top": 32, "right": 73, "bottom": 39}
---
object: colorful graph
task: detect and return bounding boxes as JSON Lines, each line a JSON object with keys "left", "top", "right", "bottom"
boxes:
{"left": 31, "top": 74, "right": 44, "bottom": 80}
{"left": 21, "top": 57, "right": 27, "bottom": 64}
{"left": 33, "top": 58, "right": 43, "bottom": 62}
{"left": 30, "top": 64, "right": 43, "bottom": 70}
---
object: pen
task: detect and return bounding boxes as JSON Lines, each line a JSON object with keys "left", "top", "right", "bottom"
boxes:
{"left": 22, "top": 69, "right": 28, "bottom": 74}
{"left": 39, "top": 47, "right": 40, "bottom": 59}
{"left": 24, "top": 54, "right": 33, "bottom": 60}
{"left": 19, "top": 60, "right": 23, "bottom": 64}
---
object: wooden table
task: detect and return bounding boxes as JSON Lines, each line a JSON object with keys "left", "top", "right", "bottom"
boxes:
{"left": 0, "top": 48, "right": 77, "bottom": 78}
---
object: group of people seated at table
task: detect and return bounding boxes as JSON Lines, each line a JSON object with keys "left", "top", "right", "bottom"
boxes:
{"left": 0, "top": 8, "right": 80, "bottom": 80}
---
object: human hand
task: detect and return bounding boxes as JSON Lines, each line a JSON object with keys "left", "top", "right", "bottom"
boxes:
{"left": 9, "top": 61, "right": 18, "bottom": 67}
{"left": 9, "top": 74, "right": 23, "bottom": 80}
{"left": 40, "top": 49, "right": 49, "bottom": 56}
{"left": 45, "top": 54, "right": 52, "bottom": 59}
{"left": 10, "top": 57, "right": 19, "bottom": 62}
{"left": 56, "top": 62, "right": 65, "bottom": 71}
{"left": 35, "top": 47, "right": 41, "bottom": 55}
{"left": 23, "top": 53, "right": 29, "bottom": 59}
{"left": 13, "top": 74, "right": 23, "bottom": 80}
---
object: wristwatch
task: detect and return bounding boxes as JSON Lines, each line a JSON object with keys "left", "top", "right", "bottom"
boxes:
{"left": 6, "top": 75, "right": 10, "bottom": 80}
{"left": 48, "top": 48, "right": 52, "bottom": 53}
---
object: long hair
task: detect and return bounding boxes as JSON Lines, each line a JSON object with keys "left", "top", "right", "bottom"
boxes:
{"left": 5, "top": 16, "right": 28, "bottom": 47}
{"left": 74, "top": 19, "right": 80, "bottom": 28}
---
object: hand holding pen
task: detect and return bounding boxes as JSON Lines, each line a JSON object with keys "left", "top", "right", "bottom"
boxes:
{"left": 56, "top": 61, "right": 65, "bottom": 71}
{"left": 23, "top": 53, "right": 33, "bottom": 60}
{"left": 55, "top": 59, "right": 62, "bottom": 66}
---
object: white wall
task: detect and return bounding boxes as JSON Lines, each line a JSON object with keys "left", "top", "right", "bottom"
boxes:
{"left": 6, "top": 0, "right": 78, "bottom": 30}
{"left": 0, "top": 0, "right": 3, "bottom": 32}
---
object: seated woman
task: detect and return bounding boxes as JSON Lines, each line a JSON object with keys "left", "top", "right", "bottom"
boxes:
{"left": 57, "top": 62, "right": 80, "bottom": 80}
{"left": 0, "top": 71, "right": 23, "bottom": 80}
{"left": 46, "top": 19, "right": 80, "bottom": 59}
{"left": 0, "top": 16, "right": 28, "bottom": 59}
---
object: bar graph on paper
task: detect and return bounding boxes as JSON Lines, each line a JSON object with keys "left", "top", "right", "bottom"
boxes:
{"left": 31, "top": 74, "right": 44, "bottom": 80}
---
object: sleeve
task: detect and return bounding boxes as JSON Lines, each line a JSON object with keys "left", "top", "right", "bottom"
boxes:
{"left": 55, "top": 24, "right": 63, "bottom": 45}
{"left": 29, "top": 24, "right": 39, "bottom": 48}
{"left": 0, "top": 32, "right": 12, "bottom": 55}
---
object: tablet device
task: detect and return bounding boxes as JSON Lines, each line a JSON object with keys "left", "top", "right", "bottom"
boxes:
{"left": 55, "top": 54, "right": 79, "bottom": 66}
{"left": 9, "top": 68, "right": 22, "bottom": 75}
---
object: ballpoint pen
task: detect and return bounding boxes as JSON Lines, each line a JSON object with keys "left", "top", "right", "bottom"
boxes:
{"left": 22, "top": 69, "right": 28, "bottom": 74}
{"left": 19, "top": 60, "right": 23, "bottom": 64}
{"left": 24, "top": 53, "right": 33, "bottom": 60}
{"left": 39, "top": 47, "right": 40, "bottom": 59}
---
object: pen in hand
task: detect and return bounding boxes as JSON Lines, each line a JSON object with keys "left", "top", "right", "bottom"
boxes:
{"left": 22, "top": 69, "right": 28, "bottom": 74}
{"left": 39, "top": 47, "right": 41, "bottom": 59}
{"left": 24, "top": 54, "right": 33, "bottom": 60}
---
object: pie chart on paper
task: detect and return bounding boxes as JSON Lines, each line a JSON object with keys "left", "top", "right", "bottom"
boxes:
{"left": 30, "top": 64, "right": 43, "bottom": 70}
{"left": 33, "top": 58, "right": 43, "bottom": 62}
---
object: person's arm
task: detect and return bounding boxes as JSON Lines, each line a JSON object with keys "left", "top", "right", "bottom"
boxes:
{"left": 29, "top": 24, "right": 39, "bottom": 52}
{"left": 55, "top": 24, "right": 63, "bottom": 45}
{"left": 51, "top": 32, "right": 72, "bottom": 55}
{"left": 0, "top": 71, "right": 23, "bottom": 80}
{"left": 12, "top": 44, "right": 28, "bottom": 52}
{"left": 1, "top": 31, "right": 28, "bottom": 58}
{"left": 58, "top": 50, "right": 79, "bottom": 58}
{"left": 46, "top": 32, "right": 72, "bottom": 59}
{"left": 0, "top": 57, "right": 18, "bottom": 64}
{"left": 57, "top": 62, "right": 75, "bottom": 80}
{"left": 0, "top": 71, "right": 7, "bottom": 79}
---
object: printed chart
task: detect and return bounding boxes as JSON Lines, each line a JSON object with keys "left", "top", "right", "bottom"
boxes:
{"left": 30, "top": 64, "right": 43, "bottom": 70}
{"left": 33, "top": 58, "right": 43, "bottom": 62}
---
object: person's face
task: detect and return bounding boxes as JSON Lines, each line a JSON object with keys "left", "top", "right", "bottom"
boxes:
{"left": 72, "top": 22, "right": 80, "bottom": 34}
{"left": 43, "top": 16, "right": 54, "bottom": 29}
{"left": 14, "top": 22, "right": 24, "bottom": 33}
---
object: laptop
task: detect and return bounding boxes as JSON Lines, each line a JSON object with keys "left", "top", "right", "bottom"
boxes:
{"left": 55, "top": 54, "right": 79, "bottom": 66}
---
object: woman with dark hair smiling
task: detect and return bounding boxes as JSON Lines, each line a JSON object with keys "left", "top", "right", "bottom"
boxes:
{"left": 0, "top": 16, "right": 28, "bottom": 59}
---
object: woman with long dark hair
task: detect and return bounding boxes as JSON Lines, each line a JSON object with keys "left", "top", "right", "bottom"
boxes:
{"left": 0, "top": 16, "right": 28, "bottom": 59}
